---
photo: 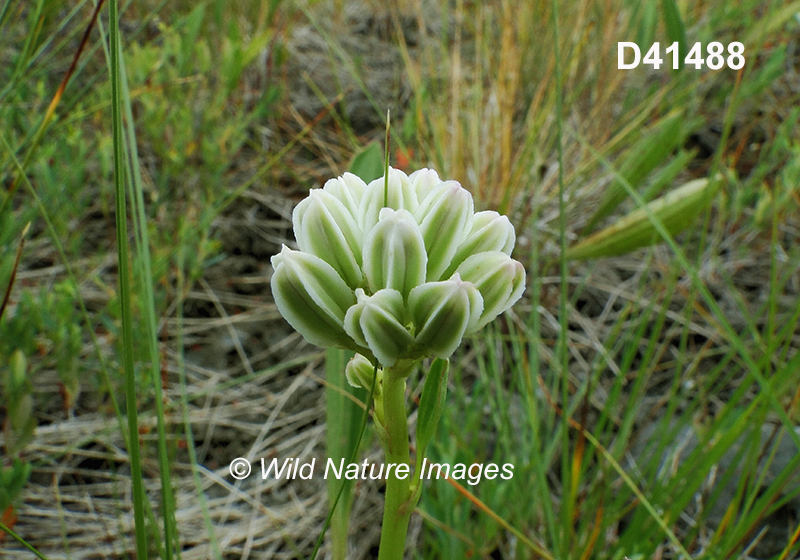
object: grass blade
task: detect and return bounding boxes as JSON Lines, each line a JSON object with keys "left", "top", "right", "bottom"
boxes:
{"left": 0, "top": 222, "right": 28, "bottom": 321}
{"left": 0, "top": 0, "right": 105, "bottom": 216}
{"left": 109, "top": 0, "right": 149, "bottom": 557}
{"left": 0, "top": 519, "right": 51, "bottom": 560}
{"left": 118, "top": 30, "right": 179, "bottom": 560}
{"left": 312, "top": 354, "right": 375, "bottom": 560}
{"left": 582, "top": 112, "right": 688, "bottom": 233}
{"left": 443, "top": 477, "right": 555, "bottom": 560}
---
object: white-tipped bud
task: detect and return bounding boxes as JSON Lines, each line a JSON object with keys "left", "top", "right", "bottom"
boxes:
{"left": 408, "top": 168, "right": 441, "bottom": 200}
{"left": 456, "top": 252, "right": 526, "bottom": 332}
{"left": 443, "top": 211, "right": 516, "bottom": 278}
{"left": 408, "top": 275, "right": 483, "bottom": 359}
{"left": 359, "top": 167, "right": 419, "bottom": 234}
{"left": 413, "top": 181, "right": 474, "bottom": 281}
{"left": 270, "top": 246, "right": 356, "bottom": 348}
{"left": 362, "top": 208, "right": 427, "bottom": 299}
{"left": 323, "top": 172, "right": 367, "bottom": 219}
{"left": 271, "top": 167, "right": 525, "bottom": 362}
{"left": 344, "top": 289, "right": 414, "bottom": 367}
{"left": 345, "top": 354, "right": 382, "bottom": 397}
{"left": 293, "top": 189, "right": 364, "bottom": 289}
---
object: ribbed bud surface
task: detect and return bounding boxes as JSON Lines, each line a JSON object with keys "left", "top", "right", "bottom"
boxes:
{"left": 270, "top": 167, "right": 526, "bottom": 367}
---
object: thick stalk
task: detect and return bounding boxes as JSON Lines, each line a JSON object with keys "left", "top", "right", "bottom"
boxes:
{"left": 377, "top": 366, "right": 413, "bottom": 560}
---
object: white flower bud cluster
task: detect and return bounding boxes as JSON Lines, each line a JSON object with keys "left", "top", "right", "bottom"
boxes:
{"left": 270, "top": 168, "right": 525, "bottom": 368}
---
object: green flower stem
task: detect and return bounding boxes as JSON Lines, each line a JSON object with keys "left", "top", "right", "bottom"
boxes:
{"left": 377, "top": 363, "right": 416, "bottom": 560}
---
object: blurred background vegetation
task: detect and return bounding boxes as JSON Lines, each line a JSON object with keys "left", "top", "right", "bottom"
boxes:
{"left": 1, "top": 0, "right": 799, "bottom": 558}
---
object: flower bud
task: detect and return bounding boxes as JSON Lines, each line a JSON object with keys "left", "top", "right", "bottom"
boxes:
{"left": 408, "top": 275, "right": 483, "bottom": 358}
{"left": 293, "top": 189, "right": 364, "bottom": 289}
{"left": 413, "top": 181, "right": 474, "bottom": 281}
{"left": 323, "top": 172, "right": 367, "bottom": 219}
{"left": 270, "top": 245, "right": 356, "bottom": 348}
{"left": 455, "top": 252, "right": 526, "bottom": 332}
{"left": 443, "top": 211, "right": 516, "bottom": 278}
{"left": 344, "top": 289, "right": 414, "bottom": 367}
{"left": 271, "top": 166, "right": 526, "bottom": 365}
{"left": 362, "top": 208, "right": 427, "bottom": 299}
{"left": 345, "top": 353, "right": 382, "bottom": 397}
{"left": 408, "top": 168, "right": 441, "bottom": 200}
{"left": 359, "top": 167, "right": 419, "bottom": 234}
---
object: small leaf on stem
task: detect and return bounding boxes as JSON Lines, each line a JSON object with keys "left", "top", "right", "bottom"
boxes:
{"left": 415, "top": 358, "right": 450, "bottom": 459}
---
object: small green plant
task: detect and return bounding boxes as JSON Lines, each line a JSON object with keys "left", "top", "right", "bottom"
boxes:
{"left": 0, "top": 282, "right": 81, "bottom": 541}
{"left": 1, "top": 283, "right": 83, "bottom": 412}
{"left": 0, "top": 225, "right": 34, "bottom": 543}
{"left": 0, "top": 351, "right": 35, "bottom": 542}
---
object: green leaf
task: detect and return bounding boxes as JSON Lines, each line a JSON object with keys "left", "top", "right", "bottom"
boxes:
{"left": 325, "top": 348, "right": 361, "bottom": 560}
{"left": 415, "top": 358, "right": 450, "bottom": 458}
{"left": 567, "top": 177, "right": 718, "bottom": 260}
{"left": 348, "top": 142, "right": 384, "bottom": 183}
